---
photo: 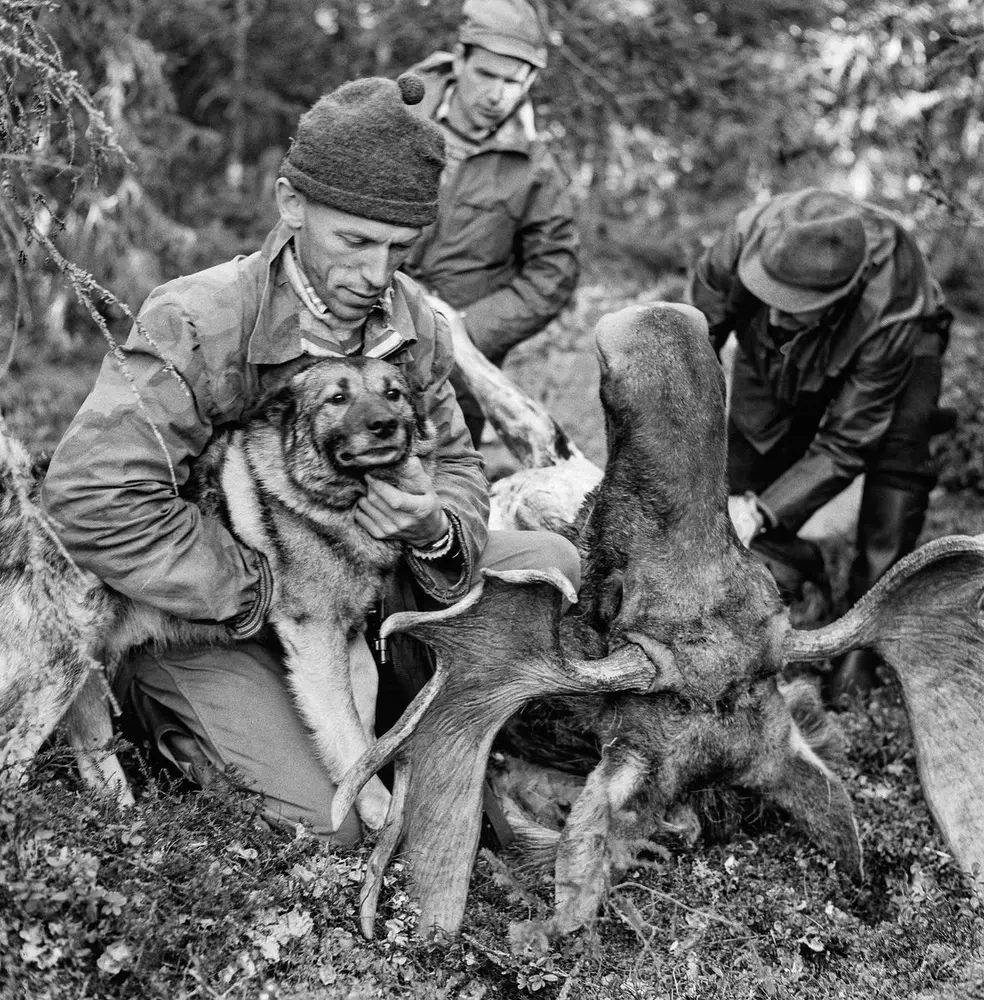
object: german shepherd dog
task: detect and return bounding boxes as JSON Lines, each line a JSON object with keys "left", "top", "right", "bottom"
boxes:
{"left": 0, "top": 355, "right": 436, "bottom": 830}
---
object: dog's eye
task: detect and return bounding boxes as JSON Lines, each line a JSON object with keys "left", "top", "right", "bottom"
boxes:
{"left": 329, "top": 392, "right": 347, "bottom": 405}
{"left": 384, "top": 388, "right": 402, "bottom": 401}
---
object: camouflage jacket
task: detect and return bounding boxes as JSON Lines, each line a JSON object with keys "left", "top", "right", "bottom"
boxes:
{"left": 42, "top": 222, "right": 490, "bottom": 624}
{"left": 402, "top": 53, "right": 580, "bottom": 366}
{"left": 688, "top": 190, "right": 950, "bottom": 531}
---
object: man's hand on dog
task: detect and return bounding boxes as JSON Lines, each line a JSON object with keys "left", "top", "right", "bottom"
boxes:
{"left": 355, "top": 457, "right": 450, "bottom": 547}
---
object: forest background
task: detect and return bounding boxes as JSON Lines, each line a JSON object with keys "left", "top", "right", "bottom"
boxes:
{"left": 3, "top": 1, "right": 984, "bottom": 998}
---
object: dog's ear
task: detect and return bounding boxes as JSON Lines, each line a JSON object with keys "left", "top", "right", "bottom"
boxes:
{"left": 249, "top": 359, "right": 322, "bottom": 425}
{"left": 245, "top": 383, "right": 294, "bottom": 428}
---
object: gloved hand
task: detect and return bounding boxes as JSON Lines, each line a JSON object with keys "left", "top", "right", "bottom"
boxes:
{"left": 728, "top": 491, "right": 767, "bottom": 547}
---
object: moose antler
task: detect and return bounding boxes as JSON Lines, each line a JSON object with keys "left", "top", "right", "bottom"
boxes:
{"left": 341, "top": 299, "right": 984, "bottom": 943}
{"left": 784, "top": 534, "right": 984, "bottom": 876}
{"left": 330, "top": 566, "right": 667, "bottom": 938}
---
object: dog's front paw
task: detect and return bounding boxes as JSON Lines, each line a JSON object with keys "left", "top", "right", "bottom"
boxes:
{"left": 356, "top": 776, "right": 392, "bottom": 832}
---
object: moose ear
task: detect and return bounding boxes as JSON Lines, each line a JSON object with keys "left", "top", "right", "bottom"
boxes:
{"left": 783, "top": 534, "right": 984, "bottom": 879}
{"left": 738, "top": 680, "right": 862, "bottom": 878}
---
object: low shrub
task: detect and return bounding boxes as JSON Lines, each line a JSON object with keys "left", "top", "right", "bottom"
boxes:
{"left": 4, "top": 696, "right": 983, "bottom": 1000}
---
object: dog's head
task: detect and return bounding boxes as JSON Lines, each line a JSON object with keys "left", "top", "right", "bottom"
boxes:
{"left": 260, "top": 356, "right": 436, "bottom": 480}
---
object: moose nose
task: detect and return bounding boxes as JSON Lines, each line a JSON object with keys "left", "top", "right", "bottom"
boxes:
{"left": 368, "top": 417, "right": 398, "bottom": 439}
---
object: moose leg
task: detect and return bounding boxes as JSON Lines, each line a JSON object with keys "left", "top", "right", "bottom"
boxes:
{"left": 551, "top": 744, "right": 649, "bottom": 935}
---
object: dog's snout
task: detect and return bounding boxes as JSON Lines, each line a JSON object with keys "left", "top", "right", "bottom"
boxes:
{"left": 367, "top": 417, "right": 398, "bottom": 439}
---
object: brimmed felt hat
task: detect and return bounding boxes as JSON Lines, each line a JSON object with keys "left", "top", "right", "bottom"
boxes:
{"left": 281, "top": 73, "right": 445, "bottom": 228}
{"left": 737, "top": 189, "right": 868, "bottom": 314}
{"left": 459, "top": 0, "right": 549, "bottom": 69}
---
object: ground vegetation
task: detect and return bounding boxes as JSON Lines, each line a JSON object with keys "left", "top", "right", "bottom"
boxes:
{"left": 2, "top": 1, "right": 984, "bottom": 996}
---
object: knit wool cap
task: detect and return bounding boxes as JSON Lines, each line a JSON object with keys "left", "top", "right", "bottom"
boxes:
{"left": 281, "top": 73, "right": 445, "bottom": 227}
{"left": 738, "top": 189, "right": 868, "bottom": 314}
{"left": 459, "top": 0, "right": 549, "bottom": 69}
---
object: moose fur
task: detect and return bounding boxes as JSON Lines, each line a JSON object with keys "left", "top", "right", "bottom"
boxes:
{"left": 332, "top": 303, "right": 866, "bottom": 937}
{"left": 333, "top": 300, "right": 984, "bottom": 942}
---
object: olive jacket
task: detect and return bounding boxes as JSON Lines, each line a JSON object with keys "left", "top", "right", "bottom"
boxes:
{"left": 42, "top": 222, "right": 490, "bottom": 626}
{"left": 402, "top": 52, "right": 580, "bottom": 367}
{"left": 688, "top": 189, "right": 950, "bottom": 532}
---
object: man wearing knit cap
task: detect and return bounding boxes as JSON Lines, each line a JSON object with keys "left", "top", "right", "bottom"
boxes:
{"left": 688, "top": 188, "right": 953, "bottom": 707}
{"left": 402, "top": 0, "right": 580, "bottom": 448}
{"left": 43, "top": 73, "right": 580, "bottom": 843}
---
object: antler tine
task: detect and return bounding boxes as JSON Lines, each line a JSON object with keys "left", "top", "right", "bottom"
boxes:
{"left": 783, "top": 535, "right": 984, "bottom": 661}
{"left": 359, "top": 753, "right": 411, "bottom": 939}
{"left": 341, "top": 566, "right": 662, "bottom": 938}
{"left": 329, "top": 581, "right": 489, "bottom": 834}
{"left": 784, "top": 534, "right": 984, "bottom": 876}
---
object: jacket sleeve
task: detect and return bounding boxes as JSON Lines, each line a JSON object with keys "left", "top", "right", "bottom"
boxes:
{"left": 686, "top": 218, "right": 746, "bottom": 353}
{"left": 41, "top": 297, "right": 267, "bottom": 624}
{"left": 758, "top": 322, "right": 917, "bottom": 531}
{"left": 462, "top": 150, "right": 580, "bottom": 365}
{"left": 404, "top": 306, "right": 491, "bottom": 602}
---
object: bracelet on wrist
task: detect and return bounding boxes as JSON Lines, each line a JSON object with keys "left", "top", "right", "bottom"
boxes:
{"left": 409, "top": 522, "right": 456, "bottom": 561}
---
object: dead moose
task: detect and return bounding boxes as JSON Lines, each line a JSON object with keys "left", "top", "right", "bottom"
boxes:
{"left": 332, "top": 301, "right": 984, "bottom": 940}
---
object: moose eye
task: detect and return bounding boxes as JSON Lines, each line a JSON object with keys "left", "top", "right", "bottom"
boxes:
{"left": 384, "top": 387, "right": 402, "bottom": 401}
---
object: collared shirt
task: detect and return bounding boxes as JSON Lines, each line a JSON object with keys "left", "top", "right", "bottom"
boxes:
{"left": 280, "top": 242, "right": 410, "bottom": 360}
{"left": 245, "top": 224, "right": 419, "bottom": 369}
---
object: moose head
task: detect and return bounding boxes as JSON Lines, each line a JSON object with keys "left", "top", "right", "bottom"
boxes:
{"left": 332, "top": 302, "right": 984, "bottom": 940}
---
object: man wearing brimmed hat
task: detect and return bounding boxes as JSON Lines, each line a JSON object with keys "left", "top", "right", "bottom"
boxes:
{"left": 401, "top": 0, "right": 580, "bottom": 448}
{"left": 43, "top": 73, "right": 579, "bottom": 842}
{"left": 688, "top": 188, "right": 952, "bottom": 705}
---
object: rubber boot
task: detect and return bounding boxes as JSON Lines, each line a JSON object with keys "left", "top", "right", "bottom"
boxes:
{"left": 824, "top": 483, "right": 928, "bottom": 710}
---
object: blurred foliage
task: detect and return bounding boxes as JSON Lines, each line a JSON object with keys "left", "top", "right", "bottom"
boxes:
{"left": 934, "top": 315, "right": 984, "bottom": 496}
{"left": 1, "top": 0, "right": 982, "bottom": 353}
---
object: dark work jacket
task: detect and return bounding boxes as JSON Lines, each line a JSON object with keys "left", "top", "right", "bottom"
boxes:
{"left": 402, "top": 53, "right": 580, "bottom": 366}
{"left": 688, "top": 190, "right": 950, "bottom": 531}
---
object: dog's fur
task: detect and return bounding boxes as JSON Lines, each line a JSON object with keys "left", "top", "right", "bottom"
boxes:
{"left": 0, "top": 355, "right": 436, "bottom": 830}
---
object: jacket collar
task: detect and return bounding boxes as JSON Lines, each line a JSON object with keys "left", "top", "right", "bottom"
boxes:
{"left": 246, "top": 221, "right": 418, "bottom": 364}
